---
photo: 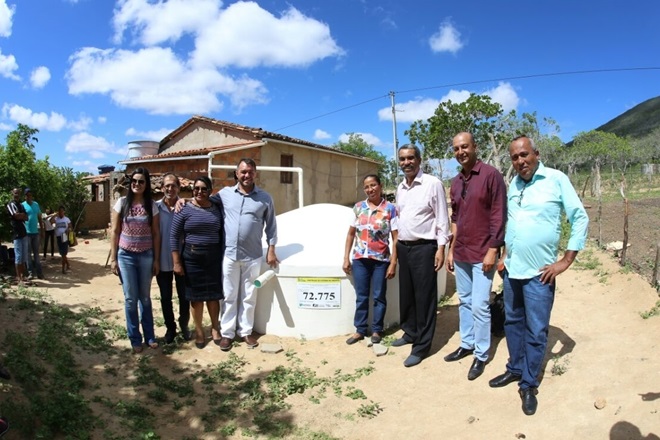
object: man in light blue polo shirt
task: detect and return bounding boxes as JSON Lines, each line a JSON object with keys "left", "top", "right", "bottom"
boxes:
{"left": 490, "top": 135, "right": 588, "bottom": 416}
{"left": 214, "top": 158, "right": 278, "bottom": 351}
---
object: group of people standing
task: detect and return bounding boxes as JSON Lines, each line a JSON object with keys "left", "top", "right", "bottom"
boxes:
{"left": 6, "top": 187, "right": 72, "bottom": 284}
{"left": 109, "top": 158, "right": 278, "bottom": 354}
{"left": 343, "top": 134, "right": 588, "bottom": 416}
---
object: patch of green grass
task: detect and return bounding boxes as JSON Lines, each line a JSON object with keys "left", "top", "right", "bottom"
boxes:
{"left": 640, "top": 300, "right": 660, "bottom": 319}
{"left": 357, "top": 400, "right": 383, "bottom": 418}
{"left": 550, "top": 355, "right": 570, "bottom": 376}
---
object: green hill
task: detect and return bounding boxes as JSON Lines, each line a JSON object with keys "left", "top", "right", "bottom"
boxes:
{"left": 596, "top": 95, "right": 660, "bottom": 139}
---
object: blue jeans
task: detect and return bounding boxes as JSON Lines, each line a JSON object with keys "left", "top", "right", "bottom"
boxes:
{"left": 26, "top": 233, "right": 43, "bottom": 276}
{"left": 454, "top": 261, "right": 494, "bottom": 361}
{"left": 13, "top": 236, "right": 28, "bottom": 264}
{"left": 352, "top": 258, "right": 388, "bottom": 335}
{"left": 117, "top": 248, "right": 156, "bottom": 347}
{"left": 502, "top": 270, "right": 555, "bottom": 389}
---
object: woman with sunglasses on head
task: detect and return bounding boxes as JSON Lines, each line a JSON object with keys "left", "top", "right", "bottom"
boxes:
{"left": 343, "top": 174, "right": 398, "bottom": 345}
{"left": 170, "top": 176, "right": 225, "bottom": 349}
{"left": 110, "top": 168, "right": 161, "bottom": 354}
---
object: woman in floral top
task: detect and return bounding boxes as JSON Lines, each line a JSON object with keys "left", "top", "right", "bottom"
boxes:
{"left": 343, "top": 174, "right": 398, "bottom": 345}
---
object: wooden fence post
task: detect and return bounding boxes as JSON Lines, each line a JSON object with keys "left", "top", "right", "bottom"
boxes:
{"left": 653, "top": 242, "right": 660, "bottom": 288}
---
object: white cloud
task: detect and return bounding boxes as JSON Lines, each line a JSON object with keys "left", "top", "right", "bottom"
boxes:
{"left": 71, "top": 159, "right": 101, "bottom": 173}
{"left": 66, "top": 1, "right": 344, "bottom": 116}
{"left": 30, "top": 66, "right": 51, "bottom": 89}
{"left": 125, "top": 126, "right": 172, "bottom": 140}
{"left": 0, "top": 121, "right": 13, "bottom": 130}
{"left": 65, "top": 132, "right": 122, "bottom": 159}
{"left": 2, "top": 103, "right": 67, "bottom": 131}
{"left": 97, "top": 116, "right": 107, "bottom": 124}
{"left": 339, "top": 132, "right": 383, "bottom": 147}
{"left": 379, "top": 84, "right": 520, "bottom": 123}
{"left": 313, "top": 129, "right": 331, "bottom": 140}
{"left": 113, "top": 0, "right": 219, "bottom": 45}
{"left": 66, "top": 46, "right": 268, "bottom": 114}
{"left": 67, "top": 115, "right": 93, "bottom": 131}
{"left": 0, "top": 48, "right": 19, "bottom": 80}
{"left": 484, "top": 82, "right": 520, "bottom": 113}
{"left": 0, "top": 0, "right": 15, "bottom": 37}
{"left": 429, "top": 19, "right": 464, "bottom": 54}
{"left": 193, "top": 2, "right": 344, "bottom": 69}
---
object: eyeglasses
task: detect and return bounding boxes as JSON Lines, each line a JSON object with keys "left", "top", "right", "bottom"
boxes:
{"left": 131, "top": 178, "right": 146, "bottom": 185}
{"left": 193, "top": 186, "right": 209, "bottom": 193}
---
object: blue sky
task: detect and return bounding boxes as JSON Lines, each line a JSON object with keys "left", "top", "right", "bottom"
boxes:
{"left": 1, "top": 0, "right": 658, "bottom": 173}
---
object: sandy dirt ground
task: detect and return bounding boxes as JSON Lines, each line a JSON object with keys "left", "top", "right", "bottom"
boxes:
{"left": 1, "top": 225, "right": 659, "bottom": 440}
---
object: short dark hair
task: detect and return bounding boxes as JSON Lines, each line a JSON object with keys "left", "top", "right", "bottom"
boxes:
{"left": 238, "top": 158, "right": 257, "bottom": 169}
{"left": 162, "top": 172, "right": 180, "bottom": 187}
{"left": 363, "top": 174, "right": 381, "bottom": 185}
{"left": 194, "top": 176, "right": 213, "bottom": 192}
{"left": 398, "top": 144, "right": 421, "bottom": 160}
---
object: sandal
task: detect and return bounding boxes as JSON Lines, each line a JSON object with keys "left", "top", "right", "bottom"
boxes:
{"left": 148, "top": 341, "right": 159, "bottom": 349}
{"left": 132, "top": 345, "right": 144, "bottom": 354}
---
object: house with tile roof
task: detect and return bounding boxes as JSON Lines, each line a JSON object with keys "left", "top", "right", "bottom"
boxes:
{"left": 119, "top": 116, "right": 380, "bottom": 214}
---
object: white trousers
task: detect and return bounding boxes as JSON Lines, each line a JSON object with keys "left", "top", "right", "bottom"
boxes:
{"left": 221, "top": 256, "right": 262, "bottom": 338}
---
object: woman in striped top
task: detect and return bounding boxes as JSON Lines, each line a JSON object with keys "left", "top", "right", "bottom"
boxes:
{"left": 110, "top": 167, "right": 161, "bottom": 353}
{"left": 171, "top": 176, "right": 225, "bottom": 349}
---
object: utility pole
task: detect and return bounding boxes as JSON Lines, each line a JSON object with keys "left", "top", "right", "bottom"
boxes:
{"left": 389, "top": 91, "right": 399, "bottom": 190}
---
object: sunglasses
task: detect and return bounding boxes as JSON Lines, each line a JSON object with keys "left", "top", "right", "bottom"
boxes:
{"left": 193, "top": 186, "right": 209, "bottom": 193}
{"left": 131, "top": 178, "right": 146, "bottom": 185}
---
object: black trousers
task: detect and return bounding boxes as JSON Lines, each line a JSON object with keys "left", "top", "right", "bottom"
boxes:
{"left": 396, "top": 241, "right": 438, "bottom": 358}
{"left": 43, "top": 230, "right": 55, "bottom": 257}
{"left": 156, "top": 270, "right": 190, "bottom": 333}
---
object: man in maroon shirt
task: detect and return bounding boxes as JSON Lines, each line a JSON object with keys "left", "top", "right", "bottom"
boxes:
{"left": 445, "top": 132, "right": 507, "bottom": 380}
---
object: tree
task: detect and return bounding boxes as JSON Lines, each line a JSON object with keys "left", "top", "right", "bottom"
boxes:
{"left": 332, "top": 133, "right": 392, "bottom": 186}
{"left": 572, "top": 130, "right": 631, "bottom": 197}
{"left": 0, "top": 124, "right": 91, "bottom": 240}
{"left": 405, "top": 94, "right": 562, "bottom": 180}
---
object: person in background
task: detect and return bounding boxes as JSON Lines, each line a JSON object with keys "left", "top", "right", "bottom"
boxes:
{"left": 215, "top": 158, "right": 278, "bottom": 351}
{"left": 43, "top": 207, "right": 56, "bottom": 259}
{"left": 22, "top": 188, "right": 44, "bottom": 279}
{"left": 53, "top": 206, "right": 72, "bottom": 274}
{"left": 343, "top": 174, "right": 398, "bottom": 345}
{"left": 445, "top": 132, "right": 507, "bottom": 381}
{"left": 391, "top": 144, "right": 451, "bottom": 368}
{"left": 110, "top": 168, "right": 160, "bottom": 354}
{"left": 171, "top": 176, "right": 224, "bottom": 350}
{"left": 156, "top": 173, "right": 190, "bottom": 344}
{"left": 6, "top": 188, "right": 28, "bottom": 285}
{"left": 489, "top": 135, "right": 588, "bottom": 416}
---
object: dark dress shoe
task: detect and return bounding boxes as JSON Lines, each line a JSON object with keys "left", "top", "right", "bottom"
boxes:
{"left": 370, "top": 333, "right": 382, "bottom": 344}
{"left": 403, "top": 355, "right": 422, "bottom": 367}
{"left": 520, "top": 388, "right": 538, "bottom": 415}
{"left": 243, "top": 335, "right": 259, "bottom": 348}
{"left": 489, "top": 371, "right": 521, "bottom": 388}
{"left": 467, "top": 359, "right": 486, "bottom": 381}
{"left": 219, "top": 337, "right": 233, "bottom": 351}
{"left": 391, "top": 336, "right": 413, "bottom": 347}
{"left": 444, "top": 346, "right": 474, "bottom": 362}
{"left": 164, "top": 330, "right": 176, "bottom": 345}
{"left": 346, "top": 334, "right": 365, "bottom": 345}
{"left": 181, "top": 328, "right": 192, "bottom": 341}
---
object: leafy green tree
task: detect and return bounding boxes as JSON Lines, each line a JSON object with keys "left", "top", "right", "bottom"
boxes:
{"left": 0, "top": 124, "right": 91, "bottom": 240}
{"left": 332, "top": 133, "right": 392, "bottom": 186}
{"left": 405, "top": 94, "right": 562, "bottom": 180}
{"left": 572, "top": 130, "right": 631, "bottom": 197}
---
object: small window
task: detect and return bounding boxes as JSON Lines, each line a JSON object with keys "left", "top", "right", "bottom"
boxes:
{"left": 280, "top": 154, "right": 293, "bottom": 184}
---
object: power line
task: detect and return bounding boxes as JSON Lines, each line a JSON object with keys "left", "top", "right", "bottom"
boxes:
{"left": 273, "top": 67, "right": 660, "bottom": 132}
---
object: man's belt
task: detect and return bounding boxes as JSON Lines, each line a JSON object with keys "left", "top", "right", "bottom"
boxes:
{"left": 398, "top": 239, "right": 436, "bottom": 247}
